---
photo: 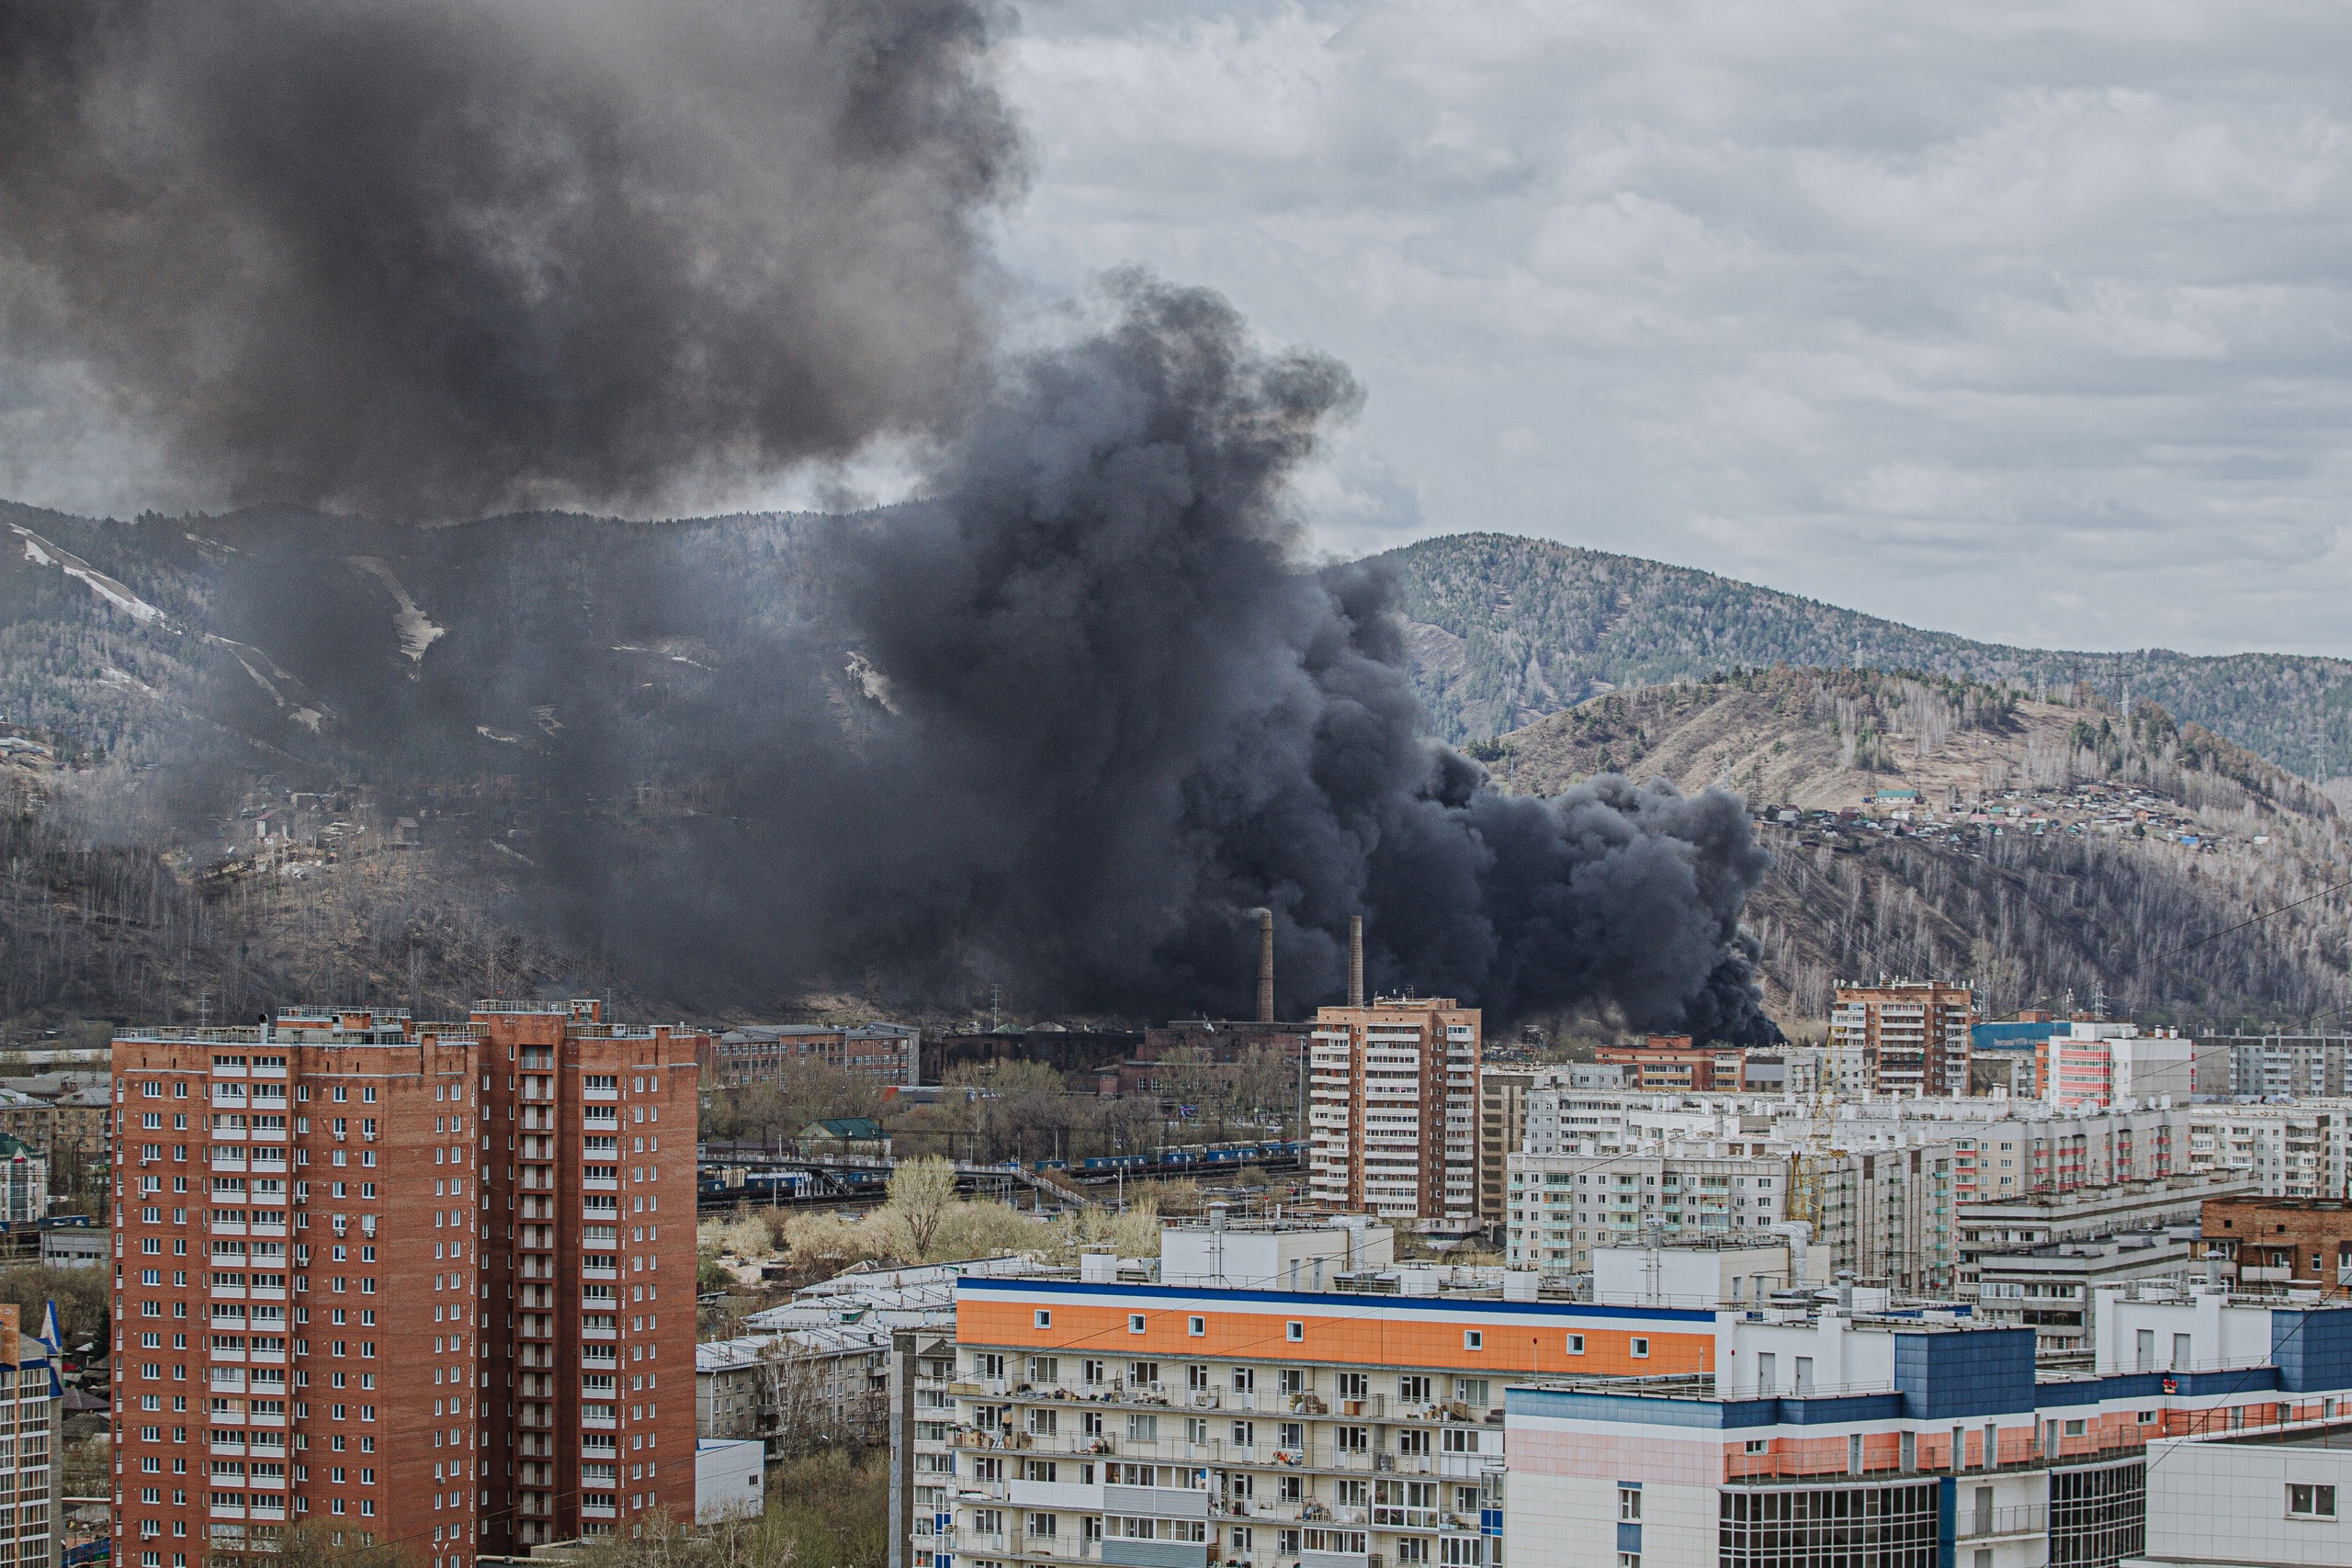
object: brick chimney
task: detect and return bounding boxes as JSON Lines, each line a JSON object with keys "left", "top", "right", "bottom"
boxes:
{"left": 1257, "top": 908, "right": 1275, "bottom": 1023}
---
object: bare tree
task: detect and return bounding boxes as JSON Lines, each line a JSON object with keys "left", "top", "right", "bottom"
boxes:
{"left": 883, "top": 1156, "right": 958, "bottom": 1261}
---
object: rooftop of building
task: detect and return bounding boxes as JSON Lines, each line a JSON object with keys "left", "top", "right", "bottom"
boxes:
{"left": 1315, "top": 996, "right": 1467, "bottom": 1015}
{"left": 117, "top": 998, "right": 697, "bottom": 1047}
{"left": 1970, "top": 1226, "right": 2196, "bottom": 1262}
{"left": 2203, "top": 1194, "right": 2352, "bottom": 1213}
{"left": 2177, "top": 1419, "right": 2352, "bottom": 1450}
{"left": 719, "top": 1021, "right": 918, "bottom": 1042}
{"left": 1958, "top": 1173, "right": 2245, "bottom": 1211}
{"left": 802, "top": 1117, "right": 885, "bottom": 1139}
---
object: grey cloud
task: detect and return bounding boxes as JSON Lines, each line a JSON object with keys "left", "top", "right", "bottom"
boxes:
{"left": 1001, "top": 1, "right": 2352, "bottom": 655}
{"left": 0, "top": 0, "right": 1021, "bottom": 520}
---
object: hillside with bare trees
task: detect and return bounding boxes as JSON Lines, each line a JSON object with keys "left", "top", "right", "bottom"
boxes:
{"left": 1499, "top": 667, "right": 2352, "bottom": 1032}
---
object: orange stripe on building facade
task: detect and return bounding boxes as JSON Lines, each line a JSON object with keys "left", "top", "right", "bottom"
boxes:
{"left": 956, "top": 1290, "right": 1714, "bottom": 1379}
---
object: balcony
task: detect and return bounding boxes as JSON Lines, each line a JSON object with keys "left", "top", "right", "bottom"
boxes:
{"left": 1105, "top": 1485, "right": 1209, "bottom": 1520}
{"left": 1101, "top": 1543, "right": 1204, "bottom": 1568}
{"left": 1009, "top": 1481, "right": 1107, "bottom": 1511}
{"left": 1298, "top": 1553, "right": 1367, "bottom": 1568}
{"left": 1959, "top": 1504, "right": 2047, "bottom": 1540}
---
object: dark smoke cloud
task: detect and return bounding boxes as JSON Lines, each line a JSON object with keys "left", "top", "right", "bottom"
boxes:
{"left": 0, "top": 3, "right": 1778, "bottom": 1041}
{"left": 0, "top": 0, "right": 1019, "bottom": 517}
{"left": 562, "top": 276, "right": 1780, "bottom": 1042}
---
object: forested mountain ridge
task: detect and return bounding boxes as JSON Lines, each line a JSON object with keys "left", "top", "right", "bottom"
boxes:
{"left": 3, "top": 497, "right": 2350, "bottom": 1036}
{"left": 1381, "top": 532, "right": 2352, "bottom": 777}
{"left": 1495, "top": 665, "right": 2352, "bottom": 1034}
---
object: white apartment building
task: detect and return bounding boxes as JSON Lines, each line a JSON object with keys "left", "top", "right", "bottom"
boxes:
{"left": 2178, "top": 1104, "right": 2351, "bottom": 1199}
{"left": 1307, "top": 998, "right": 1480, "bottom": 1232}
{"left": 1504, "top": 1143, "right": 1791, "bottom": 1271}
{"left": 1517, "top": 1091, "right": 1634, "bottom": 1156}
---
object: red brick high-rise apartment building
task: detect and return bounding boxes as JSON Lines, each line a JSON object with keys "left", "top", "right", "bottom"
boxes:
{"left": 109, "top": 1000, "right": 698, "bottom": 1568}
{"left": 1307, "top": 997, "right": 1482, "bottom": 1233}
{"left": 1829, "top": 980, "right": 1974, "bottom": 1096}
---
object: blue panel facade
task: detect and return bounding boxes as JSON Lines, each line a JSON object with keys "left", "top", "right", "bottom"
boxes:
{"left": 2272, "top": 1306, "right": 2352, "bottom": 1393}
{"left": 1616, "top": 1524, "right": 1642, "bottom": 1556}
{"left": 1894, "top": 1328, "right": 2036, "bottom": 1421}
{"left": 1936, "top": 1477, "right": 1955, "bottom": 1568}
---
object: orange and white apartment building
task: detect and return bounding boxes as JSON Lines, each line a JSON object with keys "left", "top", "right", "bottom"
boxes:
{"left": 899, "top": 1218, "right": 1719, "bottom": 1568}
{"left": 895, "top": 1218, "right": 2352, "bottom": 1568}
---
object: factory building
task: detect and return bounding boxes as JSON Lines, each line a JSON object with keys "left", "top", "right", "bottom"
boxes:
{"left": 700, "top": 1022, "right": 921, "bottom": 1089}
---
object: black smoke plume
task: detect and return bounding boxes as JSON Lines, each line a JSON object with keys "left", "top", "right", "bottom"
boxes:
{"left": 532, "top": 275, "right": 1779, "bottom": 1042}
{"left": 0, "top": 0, "right": 1018, "bottom": 517}
{"left": 0, "top": 4, "right": 1780, "bottom": 1042}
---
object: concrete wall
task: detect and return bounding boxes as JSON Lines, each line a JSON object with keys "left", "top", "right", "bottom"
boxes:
{"left": 2138, "top": 1435, "right": 2351, "bottom": 1566}
{"left": 695, "top": 1438, "right": 766, "bottom": 1524}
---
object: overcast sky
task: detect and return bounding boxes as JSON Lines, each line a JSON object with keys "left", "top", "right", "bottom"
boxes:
{"left": 995, "top": 1, "right": 2352, "bottom": 658}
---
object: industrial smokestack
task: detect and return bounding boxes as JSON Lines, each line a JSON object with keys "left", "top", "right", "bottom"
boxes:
{"left": 1257, "top": 908, "right": 1275, "bottom": 1023}
{"left": 1348, "top": 915, "right": 1364, "bottom": 1008}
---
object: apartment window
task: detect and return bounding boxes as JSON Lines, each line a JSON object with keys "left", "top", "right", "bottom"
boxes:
{"left": 1286, "top": 1322, "right": 1304, "bottom": 1343}
{"left": 1630, "top": 1337, "right": 1649, "bottom": 1359}
{"left": 1033, "top": 1311, "right": 1051, "bottom": 1329}
{"left": 1188, "top": 1316, "right": 1206, "bottom": 1337}
{"left": 1336, "top": 1427, "right": 1369, "bottom": 1453}
{"left": 1463, "top": 1331, "right": 1482, "bottom": 1351}
{"left": 1026, "top": 1514, "right": 1057, "bottom": 1539}
{"left": 1566, "top": 1334, "right": 1586, "bottom": 1355}
{"left": 1233, "top": 1367, "right": 1256, "bottom": 1393}
{"left": 1618, "top": 1487, "right": 1641, "bottom": 1521}
{"left": 2287, "top": 1484, "right": 2336, "bottom": 1520}
{"left": 1128, "top": 1315, "right": 1147, "bottom": 1336}
{"left": 1618, "top": 1556, "right": 1640, "bottom": 1568}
